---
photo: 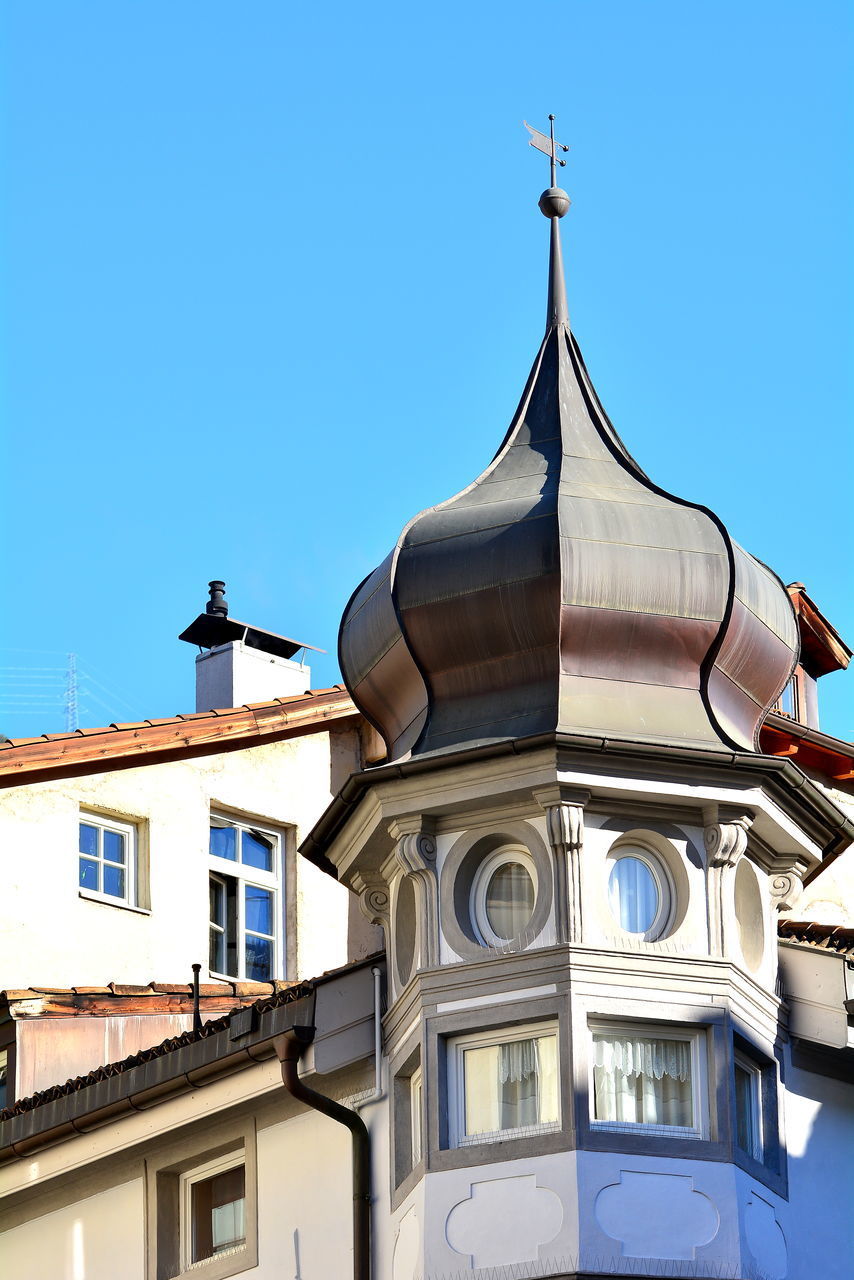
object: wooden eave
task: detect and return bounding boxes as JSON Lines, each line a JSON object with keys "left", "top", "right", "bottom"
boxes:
{"left": 0, "top": 687, "right": 359, "bottom": 787}
{"left": 760, "top": 712, "right": 854, "bottom": 786}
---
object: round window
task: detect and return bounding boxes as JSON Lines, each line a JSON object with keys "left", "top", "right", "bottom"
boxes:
{"left": 607, "top": 846, "right": 671, "bottom": 939}
{"left": 471, "top": 848, "right": 536, "bottom": 946}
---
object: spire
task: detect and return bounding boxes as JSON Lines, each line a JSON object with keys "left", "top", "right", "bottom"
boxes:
{"left": 525, "top": 115, "right": 571, "bottom": 330}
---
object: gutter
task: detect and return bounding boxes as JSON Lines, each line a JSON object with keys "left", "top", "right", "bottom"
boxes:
{"left": 300, "top": 730, "right": 854, "bottom": 879}
{"left": 276, "top": 1029, "right": 371, "bottom": 1280}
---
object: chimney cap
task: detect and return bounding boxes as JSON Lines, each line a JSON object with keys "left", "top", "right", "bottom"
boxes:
{"left": 179, "top": 581, "right": 325, "bottom": 659}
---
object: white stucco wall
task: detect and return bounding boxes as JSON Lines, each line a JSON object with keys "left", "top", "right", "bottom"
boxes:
{"left": 1, "top": 1178, "right": 145, "bottom": 1280}
{"left": 0, "top": 727, "right": 359, "bottom": 989}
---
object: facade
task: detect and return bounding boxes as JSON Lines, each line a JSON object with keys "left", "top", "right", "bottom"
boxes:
{"left": 1, "top": 146, "right": 852, "bottom": 1280}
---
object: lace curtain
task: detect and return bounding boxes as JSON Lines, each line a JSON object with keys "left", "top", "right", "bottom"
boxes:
{"left": 463, "top": 1034, "right": 558, "bottom": 1136}
{"left": 593, "top": 1034, "right": 693, "bottom": 1127}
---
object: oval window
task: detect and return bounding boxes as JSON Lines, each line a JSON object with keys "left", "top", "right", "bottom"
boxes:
{"left": 607, "top": 846, "right": 670, "bottom": 939}
{"left": 472, "top": 849, "right": 536, "bottom": 946}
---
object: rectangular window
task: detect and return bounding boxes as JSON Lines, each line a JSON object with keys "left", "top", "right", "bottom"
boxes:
{"left": 590, "top": 1024, "right": 707, "bottom": 1139}
{"left": 180, "top": 1153, "right": 246, "bottom": 1268}
{"left": 734, "top": 1054, "right": 763, "bottom": 1161}
{"left": 0, "top": 1049, "right": 7, "bottom": 1111}
{"left": 79, "top": 814, "right": 137, "bottom": 907}
{"left": 449, "top": 1024, "right": 559, "bottom": 1146}
{"left": 209, "top": 815, "right": 281, "bottom": 982}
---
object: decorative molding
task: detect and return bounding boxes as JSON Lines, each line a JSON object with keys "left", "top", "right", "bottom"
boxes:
{"left": 535, "top": 787, "right": 590, "bottom": 945}
{"left": 351, "top": 872, "right": 390, "bottom": 928}
{"left": 703, "top": 811, "right": 753, "bottom": 868}
{"left": 703, "top": 808, "right": 754, "bottom": 958}
{"left": 388, "top": 816, "right": 440, "bottom": 974}
{"left": 767, "top": 856, "right": 807, "bottom": 913}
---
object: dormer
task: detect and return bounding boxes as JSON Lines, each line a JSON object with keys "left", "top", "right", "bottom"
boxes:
{"left": 773, "top": 583, "right": 852, "bottom": 729}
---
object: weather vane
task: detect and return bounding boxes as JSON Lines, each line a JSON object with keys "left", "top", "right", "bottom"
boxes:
{"left": 524, "top": 115, "right": 570, "bottom": 188}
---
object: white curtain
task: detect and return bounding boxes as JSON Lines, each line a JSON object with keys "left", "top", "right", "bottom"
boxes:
{"left": 593, "top": 1035, "right": 692, "bottom": 1127}
{"left": 464, "top": 1034, "right": 558, "bottom": 1136}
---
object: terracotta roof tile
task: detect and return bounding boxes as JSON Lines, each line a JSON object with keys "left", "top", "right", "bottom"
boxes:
{"left": 778, "top": 919, "right": 854, "bottom": 955}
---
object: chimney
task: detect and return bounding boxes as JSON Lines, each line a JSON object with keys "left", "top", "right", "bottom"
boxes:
{"left": 178, "top": 581, "right": 323, "bottom": 712}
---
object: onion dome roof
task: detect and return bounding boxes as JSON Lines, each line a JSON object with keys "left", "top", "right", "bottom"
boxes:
{"left": 339, "top": 162, "right": 798, "bottom": 763}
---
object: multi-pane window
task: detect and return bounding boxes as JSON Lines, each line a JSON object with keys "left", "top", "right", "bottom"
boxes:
{"left": 590, "top": 1024, "right": 706, "bottom": 1139}
{"left": 209, "top": 816, "right": 281, "bottom": 982}
{"left": 180, "top": 1152, "right": 246, "bottom": 1268}
{"left": 79, "top": 815, "right": 136, "bottom": 906}
{"left": 449, "top": 1024, "right": 559, "bottom": 1146}
{"left": 410, "top": 1067, "right": 424, "bottom": 1166}
{"left": 734, "top": 1055, "right": 763, "bottom": 1161}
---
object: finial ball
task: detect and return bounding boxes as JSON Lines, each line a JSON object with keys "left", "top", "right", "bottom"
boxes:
{"left": 538, "top": 187, "right": 571, "bottom": 219}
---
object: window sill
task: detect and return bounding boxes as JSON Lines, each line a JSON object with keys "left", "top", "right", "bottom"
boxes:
{"left": 590, "top": 1120, "right": 703, "bottom": 1141}
{"left": 78, "top": 889, "right": 151, "bottom": 915}
{"left": 457, "top": 1120, "right": 560, "bottom": 1148}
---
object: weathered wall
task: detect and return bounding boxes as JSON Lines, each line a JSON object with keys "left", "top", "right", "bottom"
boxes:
{"left": 0, "top": 726, "right": 361, "bottom": 990}
{"left": 1, "top": 1178, "right": 145, "bottom": 1280}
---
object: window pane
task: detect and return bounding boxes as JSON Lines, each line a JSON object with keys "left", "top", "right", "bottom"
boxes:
{"left": 79, "top": 823, "right": 98, "bottom": 857}
{"left": 79, "top": 857, "right": 99, "bottom": 891}
{"left": 191, "top": 1165, "right": 245, "bottom": 1261}
{"left": 608, "top": 857, "right": 659, "bottom": 934}
{"left": 209, "top": 926, "right": 224, "bottom": 974}
{"left": 103, "top": 829, "right": 125, "bottom": 865}
{"left": 0, "top": 1050, "right": 7, "bottom": 1111}
{"left": 593, "top": 1033, "right": 693, "bottom": 1128}
{"left": 242, "top": 829, "right": 274, "bottom": 872}
{"left": 210, "top": 824, "right": 237, "bottom": 861}
{"left": 735, "top": 1064, "right": 760, "bottom": 1159}
{"left": 463, "top": 1034, "right": 557, "bottom": 1138}
{"left": 244, "top": 885, "right": 272, "bottom": 936}
{"left": 485, "top": 862, "right": 535, "bottom": 940}
{"left": 245, "top": 934, "right": 273, "bottom": 981}
{"left": 103, "top": 864, "right": 125, "bottom": 899}
{"left": 209, "top": 877, "right": 224, "bottom": 927}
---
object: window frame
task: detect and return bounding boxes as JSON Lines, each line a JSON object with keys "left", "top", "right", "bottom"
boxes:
{"left": 179, "top": 1150, "right": 246, "bottom": 1272}
{"left": 588, "top": 1019, "right": 708, "bottom": 1142}
{"left": 208, "top": 812, "right": 283, "bottom": 983}
{"left": 410, "top": 1066, "right": 424, "bottom": 1167}
{"left": 447, "top": 1020, "right": 561, "bottom": 1148}
{"left": 145, "top": 1120, "right": 257, "bottom": 1280}
{"left": 733, "top": 1051, "right": 763, "bottom": 1163}
{"left": 469, "top": 845, "right": 538, "bottom": 948}
{"left": 605, "top": 843, "right": 674, "bottom": 941}
{"left": 78, "top": 812, "right": 138, "bottom": 909}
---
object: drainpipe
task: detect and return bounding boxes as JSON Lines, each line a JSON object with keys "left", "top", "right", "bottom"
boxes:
{"left": 276, "top": 1027, "right": 371, "bottom": 1280}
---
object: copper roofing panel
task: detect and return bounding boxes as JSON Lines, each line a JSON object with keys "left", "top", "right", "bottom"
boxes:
{"left": 338, "top": 195, "right": 799, "bottom": 760}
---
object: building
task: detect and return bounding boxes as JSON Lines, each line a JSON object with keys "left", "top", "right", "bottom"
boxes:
{"left": 1, "top": 138, "right": 852, "bottom": 1280}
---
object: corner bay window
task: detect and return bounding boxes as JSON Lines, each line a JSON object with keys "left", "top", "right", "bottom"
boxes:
{"left": 591, "top": 1026, "right": 705, "bottom": 1137}
{"left": 181, "top": 1154, "right": 246, "bottom": 1267}
{"left": 209, "top": 816, "right": 281, "bottom": 982}
{"left": 449, "top": 1024, "right": 559, "bottom": 1145}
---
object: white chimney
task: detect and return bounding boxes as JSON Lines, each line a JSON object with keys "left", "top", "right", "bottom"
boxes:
{"left": 178, "top": 581, "right": 321, "bottom": 712}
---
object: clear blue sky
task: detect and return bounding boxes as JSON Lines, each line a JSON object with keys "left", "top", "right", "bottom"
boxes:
{"left": 1, "top": 2, "right": 852, "bottom": 740}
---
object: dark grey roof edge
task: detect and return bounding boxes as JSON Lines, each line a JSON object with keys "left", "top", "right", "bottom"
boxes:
{"left": 0, "top": 953, "right": 383, "bottom": 1165}
{"left": 299, "top": 731, "right": 854, "bottom": 877}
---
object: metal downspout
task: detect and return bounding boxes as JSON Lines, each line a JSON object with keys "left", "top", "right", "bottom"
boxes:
{"left": 276, "top": 1028, "right": 371, "bottom": 1280}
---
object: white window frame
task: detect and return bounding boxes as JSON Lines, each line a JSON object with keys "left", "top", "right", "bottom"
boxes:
{"left": 209, "top": 813, "right": 283, "bottom": 982}
{"left": 78, "top": 812, "right": 138, "bottom": 909}
{"left": 469, "top": 845, "right": 538, "bottom": 947}
{"left": 734, "top": 1052, "right": 763, "bottom": 1162}
{"left": 606, "top": 843, "right": 674, "bottom": 941}
{"left": 588, "top": 1020, "right": 708, "bottom": 1141}
{"left": 448, "top": 1021, "right": 560, "bottom": 1148}
{"left": 179, "top": 1149, "right": 247, "bottom": 1272}
{"left": 410, "top": 1067, "right": 424, "bottom": 1167}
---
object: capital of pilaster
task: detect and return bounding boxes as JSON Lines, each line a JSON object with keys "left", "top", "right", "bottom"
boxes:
{"left": 703, "top": 808, "right": 753, "bottom": 868}
{"left": 534, "top": 786, "right": 591, "bottom": 855}
{"left": 388, "top": 815, "right": 437, "bottom": 877}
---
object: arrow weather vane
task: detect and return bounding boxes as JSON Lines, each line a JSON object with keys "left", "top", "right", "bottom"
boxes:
{"left": 524, "top": 114, "right": 570, "bottom": 187}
